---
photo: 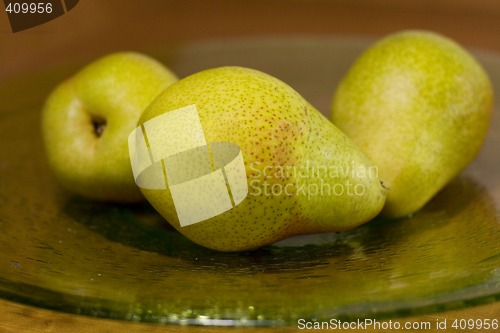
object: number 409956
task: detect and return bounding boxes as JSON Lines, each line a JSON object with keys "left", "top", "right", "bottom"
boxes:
{"left": 451, "top": 318, "right": 498, "bottom": 330}
{"left": 5, "top": 2, "right": 53, "bottom": 14}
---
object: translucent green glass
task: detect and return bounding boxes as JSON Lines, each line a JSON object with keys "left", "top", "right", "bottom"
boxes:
{"left": 0, "top": 38, "right": 498, "bottom": 326}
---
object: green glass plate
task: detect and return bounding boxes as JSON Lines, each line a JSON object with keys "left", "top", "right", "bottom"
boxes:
{"left": 0, "top": 37, "right": 499, "bottom": 327}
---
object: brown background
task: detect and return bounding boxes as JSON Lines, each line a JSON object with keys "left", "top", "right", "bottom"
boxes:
{"left": 1, "top": 0, "right": 500, "bottom": 79}
{"left": 0, "top": 0, "right": 499, "bottom": 332}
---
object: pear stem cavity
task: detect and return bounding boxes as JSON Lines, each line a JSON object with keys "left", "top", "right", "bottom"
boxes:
{"left": 92, "top": 117, "right": 107, "bottom": 138}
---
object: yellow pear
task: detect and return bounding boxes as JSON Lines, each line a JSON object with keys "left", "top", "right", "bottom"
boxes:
{"left": 129, "top": 66, "right": 386, "bottom": 251}
{"left": 330, "top": 30, "right": 493, "bottom": 217}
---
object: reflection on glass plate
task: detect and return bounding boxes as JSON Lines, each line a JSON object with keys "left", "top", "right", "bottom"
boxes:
{"left": 0, "top": 38, "right": 499, "bottom": 327}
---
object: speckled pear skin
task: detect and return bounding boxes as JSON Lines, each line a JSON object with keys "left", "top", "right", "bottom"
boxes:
{"left": 330, "top": 30, "right": 493, "bottom": 218}
{"left": 138, "top": 66, "right": 386, "bottom": 252}
{"left": 41, "top": 52, "right": 178, "bottom": 202}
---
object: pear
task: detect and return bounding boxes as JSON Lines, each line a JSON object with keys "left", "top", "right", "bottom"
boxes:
{"left": 129, "top": 66, "right": 386, "bottom": 251}
{"left": 330, "top": 30, "right": 493, "bottom": 218}
{"left": 41, "top": 52, "right": 178, "bottom": 202}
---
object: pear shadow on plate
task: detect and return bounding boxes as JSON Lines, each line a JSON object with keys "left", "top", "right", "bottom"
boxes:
{"left": 62, "top": 196, "right": 356, "bottom": 273}
{"left": 63, "top": 175, "right": 500, "bottom": 277}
